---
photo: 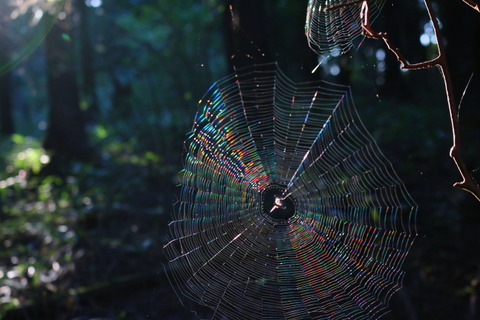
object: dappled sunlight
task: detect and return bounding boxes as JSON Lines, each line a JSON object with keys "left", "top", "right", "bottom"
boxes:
{"left": 0, "top": 0, "right": 65, "bottom": 73}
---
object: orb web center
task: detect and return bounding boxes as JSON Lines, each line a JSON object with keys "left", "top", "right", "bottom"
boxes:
{"left": 261, "top": 185, "right": 296, "bottom": 220}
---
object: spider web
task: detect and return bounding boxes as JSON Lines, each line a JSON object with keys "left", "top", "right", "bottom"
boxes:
{"left": 305, "top": 0, "right": 386, "bottom": 55}
{"left": 164, "top": 63, "right": 417, "bottom": 320}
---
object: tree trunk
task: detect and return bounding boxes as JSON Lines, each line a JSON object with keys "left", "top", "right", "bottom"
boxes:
{"left": 380, "top": 2, "right": 423, "bottom": 99}
{"left": 78, "top": 0, "right": 99, "bottom": 121}
{"left": 223, "top": 0, "right": 270, "bottom": 71}
{"left": 441, "top": 1, "right": 479, "bottom": 101}
{"left": 44, "top": 0, "right": 91, "bottom": 162}
{"left": 0, "top": 71, "right": 13, "bottom": 135}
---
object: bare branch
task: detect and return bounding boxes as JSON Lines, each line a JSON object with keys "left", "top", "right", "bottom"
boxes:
{"left": 360, "top": 1, "right": 438, "bottom": 70}
{"left": 360, "top": 0, "right": 480, "bottom": 202}
{"left": 462, "top": 0, "right": 480, "bottom": 13}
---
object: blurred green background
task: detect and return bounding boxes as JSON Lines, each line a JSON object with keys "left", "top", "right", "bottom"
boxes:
{"left": 0, "top": 0, "right": 479, "bottom": 319}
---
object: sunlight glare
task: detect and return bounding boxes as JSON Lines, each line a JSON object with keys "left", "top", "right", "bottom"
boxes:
{"left": 329, "top": 64, "right": 340, "bottom": 76}
{"left": 375, "top": 49, "right": 385, "bottom": 61}
{"left": 40, "top": 154, "right": 50, "bottom": 164}
{"left": 86, "top": 0, "right": 102, "bottom": 8}
{"left": 420, "top": 33, "right": 430, "bottom": 46}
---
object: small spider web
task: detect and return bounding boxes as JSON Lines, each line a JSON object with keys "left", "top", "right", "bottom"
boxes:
{"left": 305, "top": 0, "right": 386, "bottom": 56}
{"left": 164, "top": 63, "right": 417, "bottom": 320}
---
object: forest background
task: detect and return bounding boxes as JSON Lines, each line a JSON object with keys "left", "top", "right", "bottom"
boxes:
{"left": 0, "top": 0, "right": 479, "bottom": 319}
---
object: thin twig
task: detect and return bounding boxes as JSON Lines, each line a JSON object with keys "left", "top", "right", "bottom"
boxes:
{"left": 462, "top": 0, "right": 480, "bottom": 12}
{"left": 360, "top": 0, "right": 480, "bottom": 202}
{"left": 458, "top": 73, "right": 475, "bottom": 118}
{"left": 360, "top": 1, "right": 439, "bottom": 70}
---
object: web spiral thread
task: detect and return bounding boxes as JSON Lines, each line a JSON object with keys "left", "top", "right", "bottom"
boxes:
{"left": 305, "top": 0, "right": 386, "bottom": 55}
{"left": 164, "top": 63, "right": 417, "bottom": 320}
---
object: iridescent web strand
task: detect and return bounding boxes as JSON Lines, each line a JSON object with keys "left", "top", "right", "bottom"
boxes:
{"left": 164, "top": 63, "right": 417, "bottom": 320}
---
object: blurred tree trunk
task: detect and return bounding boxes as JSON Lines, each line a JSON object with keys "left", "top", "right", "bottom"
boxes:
{"left": 440, "top": 1, "right": 480, "bottom": 100}
{"left": 101, "top": 0, "right": 133, "bottom": 116}
{"left": 380, "top": 2, "right": 424, "bottom": 100}
{"left": 78, "top": 0, "right": 99, "bottom": 121}
{"left": 44, "top": 0, "right": 91, "bottom": 162}
{"left": 0, "top": 71, "right": 13, "bottom": 135}
{"left": 381, "top": 2, "right": 404, "bottom": 97}
{"left": 223, "top": 0, "right": 270, "bottom": 71}
{"left": 223, "top": 1, "right": 321, "bottom": 80}
{"left": 266, "top": 0, "right": 319, "bottom": 81}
